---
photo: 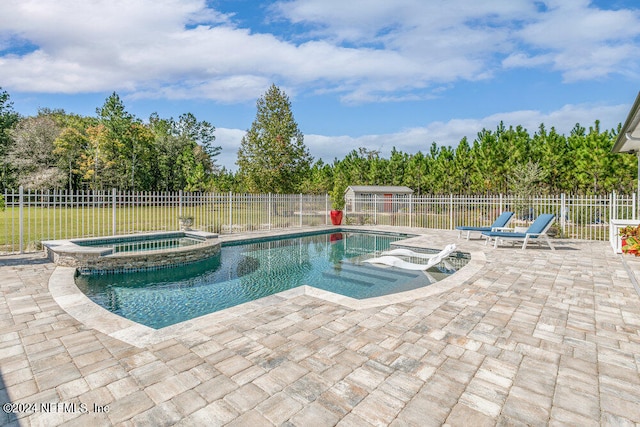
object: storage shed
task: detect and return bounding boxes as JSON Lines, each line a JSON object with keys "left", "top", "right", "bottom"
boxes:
{"left": 344, "top": 185, "right": 414, "bottom": 213}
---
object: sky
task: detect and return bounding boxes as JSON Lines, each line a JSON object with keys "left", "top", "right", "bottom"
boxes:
{"left": 1, "top": 0, "right": 640, "bottom": 171}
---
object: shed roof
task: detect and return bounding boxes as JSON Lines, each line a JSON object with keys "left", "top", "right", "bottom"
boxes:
{"left": 346, "top": 185, "right": 414, "bottom": 194}
{"left": 612, "top": 91, "right": 640, "bottom": 154}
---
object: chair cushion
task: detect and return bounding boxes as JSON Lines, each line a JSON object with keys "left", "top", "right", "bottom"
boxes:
{"left": 527, "top": 214, "right": 555, "bottom": 234}
{"left": 492, "top": 211, "right": 514, "bottom": 228}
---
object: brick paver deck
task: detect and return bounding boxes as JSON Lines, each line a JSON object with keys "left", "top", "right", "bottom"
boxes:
{"left": 1, "top": 228, "right": 639, "bottom": 426}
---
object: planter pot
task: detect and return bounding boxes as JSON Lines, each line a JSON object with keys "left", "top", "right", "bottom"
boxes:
{"left": 330, "top": 210, "right": 343, "bottom": 226}
{"left": 179, "top": 218, "right": 193, "bottom": 231}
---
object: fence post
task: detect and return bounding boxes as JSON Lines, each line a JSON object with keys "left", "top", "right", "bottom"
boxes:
{"left": 633, "top": 193, "right": 637, "bottom": 221}
{"left": 637, "top": 152, "right": 640, "bottom": 219}
{"left": 268, "top": 193, "right": 272, "bottom": 230}
{"left": 228, "top": 191, "right": 233, "bottom": 233}
{"left": 609, "top": 190, "right": 618, "bottom": 219}
{"left": 609, "top": 192, "right": 614, "bottom": 246}
{"left": 409, "top": 194, "right": 413, "bottom": 228}
{"left": 299, "top": 194, "right": 303, "bottom": 228}
{"left": 19, "top": 186, "right": 24, "bottom": 254}
{"left": 609, "top": 192, "right": 613, "bottom": 223}
{"left": 52, "top": 189, "right": 56, "bottom": 239}
{"left": 374, "top": 194, "right": 377, "bottom": 225}
{"left": 179, "top": 190, "right": 183, "bottom": 219}
{"left": 325, "top": 194, "right": 328, "bottom": 225}
{"left": 449, "top": 194, "right": 454, "bottom": 230}
{"left": 111, "top": 188, "right": 117, "bottom": 234}
{"left": 560, "top": 193, "right": 566, "bottom": 236}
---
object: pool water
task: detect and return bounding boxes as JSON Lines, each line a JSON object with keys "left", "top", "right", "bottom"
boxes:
{"left": 75, "top": 231, "right": 468, "bottom": 329}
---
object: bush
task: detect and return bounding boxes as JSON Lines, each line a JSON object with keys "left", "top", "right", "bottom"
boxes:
{"left": 0, "top": 195, "right": 4, "bottom": 211}
{"left": 330, "top": 183, "right": 346, "bottom": 210}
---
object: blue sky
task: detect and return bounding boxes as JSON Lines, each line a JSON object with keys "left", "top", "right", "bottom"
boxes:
{"left": 1, "top": 0, "right": 640, "bottom": 170}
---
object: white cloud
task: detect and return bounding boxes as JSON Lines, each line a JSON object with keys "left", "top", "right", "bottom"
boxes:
{"left": 0, "top": 0, "right": 448, "bottom": 102}
{"left": 213, "top": 127, "right": 246, "bottom": 170}
{"left": 507, "top": 1, "right": 640, "bottom": 80}
{"left": 0, "top": 0, "right": 638, "bottom": 102}
{"left": 130, "top": 75, "right": 273, "bottom": 103}
{"left": 276, "top": 0, "right": 640, "bottom": 85}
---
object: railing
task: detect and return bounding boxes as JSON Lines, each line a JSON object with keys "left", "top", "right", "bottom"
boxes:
{"left": 0, "top": 187, "right": 636, "bottom": 254}
{"left": 1, "top": 188, "right": 329, "bottom": 253}
{"left": 343, "top": 192, "right": 637, "bottom": 241}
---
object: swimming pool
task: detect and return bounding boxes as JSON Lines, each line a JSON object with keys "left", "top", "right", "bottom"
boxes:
{"left": 75, "top": 230, "right": 469, "bottom": 329}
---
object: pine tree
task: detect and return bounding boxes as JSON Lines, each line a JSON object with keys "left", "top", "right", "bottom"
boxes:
{"left": 0, "top": 88, "right": 20, "bottom": 188}
{"left": 237, "top": 84, "right": 312, "bottom": 193}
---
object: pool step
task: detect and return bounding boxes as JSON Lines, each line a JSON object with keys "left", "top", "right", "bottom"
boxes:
{"left": 354, "top": 262, "right": 422, "bottom": 278}
{"left": 338, "top": 264, "right": 408, "bottom": 280}
{"left": 321, "top": 272, "right": 375, "bottom": 287}
{"left": 321, "top": 262, "right": 423, "bottom": 287}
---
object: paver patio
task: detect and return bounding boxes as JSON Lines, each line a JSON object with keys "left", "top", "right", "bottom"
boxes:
{"left": 1, "top": 227, "right": 640, "bottom": 426}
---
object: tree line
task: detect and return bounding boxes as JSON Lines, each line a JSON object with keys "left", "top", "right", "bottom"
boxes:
{"left": 0, "top": 90, "right": 220, "bottom": 192}
{"left": 0, "top": 86, "right": 636, "bottom": 197}
{"left": 306, "top": 121, "right": 637, "bottom": 200}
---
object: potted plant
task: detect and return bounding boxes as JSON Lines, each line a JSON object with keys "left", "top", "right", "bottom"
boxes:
{"left": 329, "top": 183, "right": 346, "bottom": 226}
{"left": 620, "top": 225, "right": 640, "bottom": 256}
{"left": 179, "top": 216, "right": 194, "bottom": 231}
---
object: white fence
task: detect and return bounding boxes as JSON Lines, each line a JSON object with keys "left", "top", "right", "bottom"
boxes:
{"left": 344, "top": 193, "right": 636, "bottom": 242}
{"left": 1, "top": 188, "right": 330, "bottom": 253}
{"left": 0, "top": 188, "right": 637, "bottom": 254}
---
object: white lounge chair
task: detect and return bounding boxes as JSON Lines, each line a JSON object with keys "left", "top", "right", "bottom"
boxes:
{"left": 365, "top": 244, "right": 457, "bottom": 271}
{"left": 383, "top": 245, "right": 459, "bottom": 271}
{"left": 381, "top": 244, "right": 457, "bottom": 260}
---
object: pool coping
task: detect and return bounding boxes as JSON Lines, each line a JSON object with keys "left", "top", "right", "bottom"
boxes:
{"left": 48, "top": 228, "right": 486, "bottom": 347}
{"left": 43, "top": 230, "right": 219, "bottom": 253}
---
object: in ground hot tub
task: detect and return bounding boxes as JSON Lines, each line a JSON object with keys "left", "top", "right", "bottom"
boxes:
{"left": 43, "top": 231, "right": 220, "bottom": 274}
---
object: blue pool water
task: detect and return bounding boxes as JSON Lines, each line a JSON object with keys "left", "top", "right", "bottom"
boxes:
{"left": 75, "top": 231, "right": 469, "bottom": 329}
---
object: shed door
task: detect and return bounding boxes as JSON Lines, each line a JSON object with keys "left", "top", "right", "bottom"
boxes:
{"left": 384, "top": 194, "right": 393, "bottom": 212}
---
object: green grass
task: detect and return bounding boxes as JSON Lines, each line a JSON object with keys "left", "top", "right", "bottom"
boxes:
{"left": 0, "top": 202, "right": 609, "bottom": 253}
{"left": 0, "top": 205, "right": 328, "bottom": 252}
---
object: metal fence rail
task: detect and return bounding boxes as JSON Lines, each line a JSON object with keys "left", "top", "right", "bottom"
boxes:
{"left": 343, "top": 192, "right": 637, "bottom": 241}
{"left": 0, "top": 188, "right": 330, "bottom": 253}
{"left": 1, "top": 187, "right": 636, "bottom": 254}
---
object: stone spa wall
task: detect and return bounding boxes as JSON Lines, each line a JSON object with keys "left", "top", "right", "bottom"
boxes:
{"left": 43, "top": 231, "right": 221, "bottom": 274}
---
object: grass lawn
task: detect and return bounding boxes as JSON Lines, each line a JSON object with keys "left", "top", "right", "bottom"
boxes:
{"left": 0, "top": 200, "right": 608, "bottom": 253}
{"left": 0, "top": 205, "right": 328, "bottom": 252}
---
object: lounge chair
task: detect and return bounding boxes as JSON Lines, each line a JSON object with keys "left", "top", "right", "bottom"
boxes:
{"left": 381, "top": 244, "right": 457, "bottom": 259}
{"left": 365, "top": 244, "right": 457, "bottom": 270}
{"left": 481, "top": 213, "right": 556, "bottom": 250}
{"left": 456, "top": 211, "right": 514, "bottom": 240}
